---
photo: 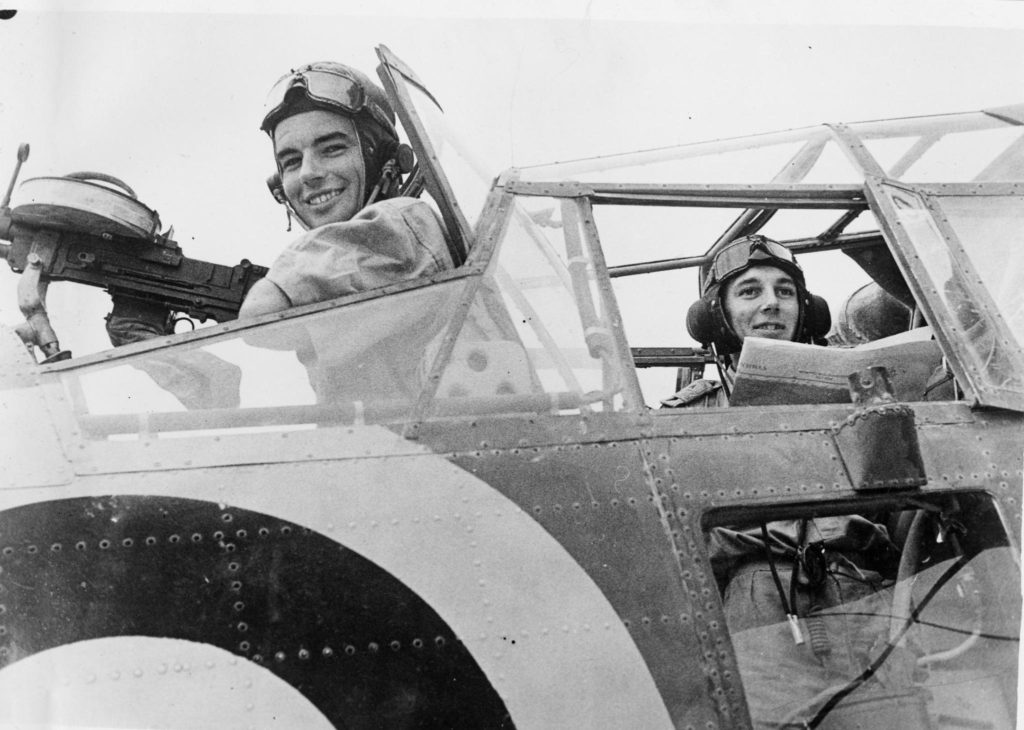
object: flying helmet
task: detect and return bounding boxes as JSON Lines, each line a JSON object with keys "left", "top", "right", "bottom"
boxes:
{"left": 686, "top": 234, "right": 830, "bottom": 354}
{"left": 261, "top": 62, "right": 412, "bottom": 220}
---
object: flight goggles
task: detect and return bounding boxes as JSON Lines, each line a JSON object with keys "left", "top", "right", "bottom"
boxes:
{"left": 703, "top": 235, "right": 803, "bottom": 293}
{"left": 260, "top": 64, "right": 394, "bottom": 134}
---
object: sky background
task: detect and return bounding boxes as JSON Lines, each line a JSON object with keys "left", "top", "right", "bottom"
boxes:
{"left": 1, "top": 0, "right": 1023, "bottom": 359}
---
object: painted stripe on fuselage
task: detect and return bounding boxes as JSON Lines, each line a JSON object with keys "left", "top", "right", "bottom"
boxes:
{"left": 1, "top": 424, "right": 674, "bottom": 729}
{"left": 0, "top": 637, "right": 335, "bottom": 728}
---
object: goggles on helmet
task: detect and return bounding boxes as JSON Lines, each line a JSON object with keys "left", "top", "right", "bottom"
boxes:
{"left": 260, "top": 63, "right": 395, "bottom": 135}
{"left": 702, "top": 235, "right": 803, "bottom": 294}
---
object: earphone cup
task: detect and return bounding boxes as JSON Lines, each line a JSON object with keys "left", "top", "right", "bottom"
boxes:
{"left": 804, "top": 292, "right": 832, "bottom": 339}
{"left": 266, "top": 172, "right": 286, "bottom": 205}
{"left": 395, "top": 143, "right": 415, "bottom": 174}
{"left": 686, "top": 297, "right": 716, "bottom": 345}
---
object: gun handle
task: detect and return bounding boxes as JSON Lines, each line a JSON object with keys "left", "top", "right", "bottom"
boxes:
{"left": 15, "top": 252, "right": 70, "bottom": 361}
{"left": 1, "top": 143, "right": 29, "bottom": 210}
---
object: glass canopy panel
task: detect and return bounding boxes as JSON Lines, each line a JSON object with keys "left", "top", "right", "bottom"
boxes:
{"left": 376, "top": 45, "right": 492, "bottom": 260}
{"left": 850, "top": 112, "right": 1024, "bottom": 183}
{"left": 589, "top": 204, "right": 876, "bottom": 407}
{"left": 591, "top": 205, "right": 878, "bottom": 272}
{"left": 705, "top": 493, "right": 1020, "bottom": 730}
{"left": 754, "top": 207, "right": 880, "bottom": 241}
{"left": 425, "top": 278, "right": 547, "bottom": 408}
{"left": 869, "top": 181, "right": 1024, "bottom": 410}
{"left": 61, "top": 281, "right": 468, "bottom": 439}
{"left": 399, "top": 80, "right": 493, "bottom": 230}
{"left": 517, "top": 127, "right": 867, "bottom": 185}
{"left": 592, "top": 204, "right": 743, "bottom": 268}
{"left": 933, "top": 193, "right": 1024, "bottom": 345}
{"left": 473, "top": 195, "right": 632, "bottom": 414}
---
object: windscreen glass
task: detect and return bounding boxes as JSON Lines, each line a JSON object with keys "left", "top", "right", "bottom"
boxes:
{"left": 934, "top": 193, "right": 1024, "bottom": 344}
{"left": 517, "top": 127, "right": 867, "bottom": 185}
{"left": 60, "top": 281, "right": 468, "bottom": 439}
{"left": 875, "top": 182, "right": 1024, "bottom": 409}
{"left": 456, "top": 195, "right": 633, "bottom": 414}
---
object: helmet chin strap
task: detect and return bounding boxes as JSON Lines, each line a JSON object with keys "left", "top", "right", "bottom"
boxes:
{"left": 284, "top": 202, "right": 299, "bottom": 232}
{"left": 710, "top": 343, "right": 735, "bottom": 398}
{"left": 364, "top": 156, "right": 402, "bottom": 206}
{"left": 266, "top": 172, "right": 302, "bottom": 232}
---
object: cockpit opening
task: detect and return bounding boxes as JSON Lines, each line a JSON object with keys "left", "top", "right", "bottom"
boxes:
{"left": 702, "top": 491, "right": 1021, "bottom": 730}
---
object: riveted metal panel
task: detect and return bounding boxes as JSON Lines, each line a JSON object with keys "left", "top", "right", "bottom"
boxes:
{"left": 641, "top": 427, "right": 857, "bottom": 724}
{"left": 916, "top": 410, "right": 1024, "bottom": 541}
{"left": 0, "top": 496, "right": 510, "bottom": 728}
{"left": 0, "top": 332, "right": 75, "bottom": 490}
{"left": 0, "top": 325, "right": 74, "bottom": 488}
{"left": 441, "top": 435, "right": 732, "bottom": 729}
{"left": 651, "top": 401, "right": 974, "bottom": 438}
{"left": 1, "top": 637, "right": 337, "bottom": 728}
{"left": 70, "top": 423, "right": 432, "bottom": 476}
{"left": 425, "top": 411, "right": 650, "bottom": 448}
{"left": 0, "top": 325, "right": 40, "bottom": 391}
{"left": 0, "top": 384, "right": 73, "bottom": 488}
{"left": 413, "top": 401, "right": 1024, "bottom": 728}
{"left": 644, "top": 411, "right": 1023, "bottom": 726}
{"left": 0, "top": 448, "right": 674, "bottom": 730}
{"left": 659, "top": 430, "right": 852, "bottom": 506}
{"left": 648, "top": 408, "right": 1021, "bottom": 522}
{"left": 639, "top": 434, "right": 748, "bottom": 719}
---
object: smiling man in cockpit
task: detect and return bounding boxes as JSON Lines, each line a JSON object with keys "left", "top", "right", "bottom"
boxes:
{"left": 665, "top": 236, "right": 922, "bottom": 729}
{"left": 661, "top": 234, "right": 831, "bottom": 408}
{"left": 240, "top": 61, "right": 454, "bottom": 317}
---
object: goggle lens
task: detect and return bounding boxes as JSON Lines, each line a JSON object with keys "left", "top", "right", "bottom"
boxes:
{"left": 707, "top": 237, "right": 799, "bottom": 289}
{"left": 262, "top": 67, "right": 366, "bottom": 129}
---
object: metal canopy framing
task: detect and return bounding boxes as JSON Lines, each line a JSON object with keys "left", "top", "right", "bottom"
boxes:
{"left": 503, "top": 179, "right": 869, "bottom": 209}
{"left": 375, "top": 45, "right": 471, "bottom": 266}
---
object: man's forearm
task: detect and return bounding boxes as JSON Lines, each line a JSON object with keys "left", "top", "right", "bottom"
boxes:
{"left": 239, "top": 278, "right": 292, "bottom": 319}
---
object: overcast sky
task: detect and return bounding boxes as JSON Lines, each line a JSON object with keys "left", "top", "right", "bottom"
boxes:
{"left": 1, "top": 0, "right": 1023, "bottom": 357}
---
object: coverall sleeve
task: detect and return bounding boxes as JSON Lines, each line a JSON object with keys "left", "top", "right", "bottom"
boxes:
{"left": 265, "top": 198, "right": 452, "bottom": 308}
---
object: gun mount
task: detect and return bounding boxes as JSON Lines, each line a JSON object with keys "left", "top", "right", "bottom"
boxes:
{"left": 0, "top": 145, "right": 267, "bottom": 361}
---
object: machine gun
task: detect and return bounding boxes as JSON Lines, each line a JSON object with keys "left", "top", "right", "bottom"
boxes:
{"left": 0, "top": 144, "right": 267, "bottom": 361}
